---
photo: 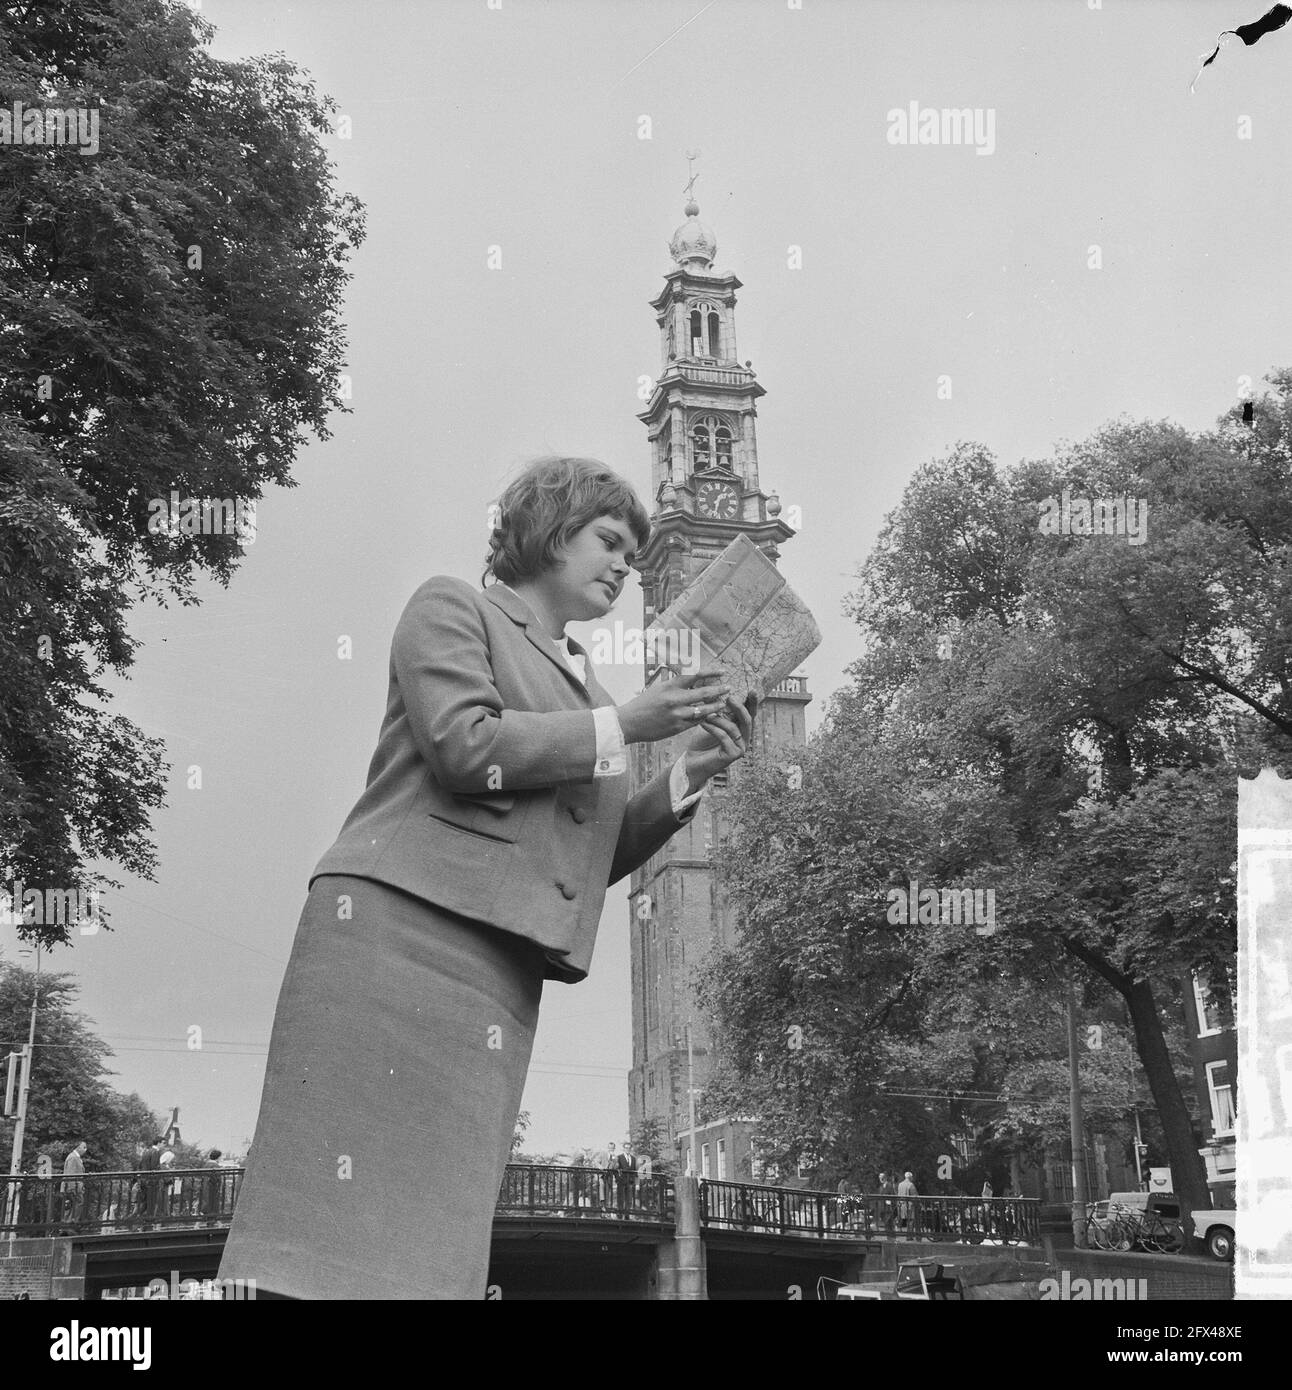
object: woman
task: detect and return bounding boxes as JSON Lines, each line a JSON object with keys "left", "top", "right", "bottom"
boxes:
{"left": 218, "top": 456, "right": 752, "bottom": 1299}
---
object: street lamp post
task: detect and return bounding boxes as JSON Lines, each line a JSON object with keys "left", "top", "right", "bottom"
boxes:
{"left": 5, "top": 944, "right": 41, "bottom": 1226}
{"left": 1066, "top": 974, "right": 1092, "bottom": 1246}
{"left": 686, "top": 1022, "right": 697, "bottom": 1180}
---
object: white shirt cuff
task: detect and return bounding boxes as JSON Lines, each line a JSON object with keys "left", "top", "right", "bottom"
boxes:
{"left": 670, "top": 755, "right": 703, "bottom": 816}
{"left": 592, "top": 705, "right": 628, "bottom": 776}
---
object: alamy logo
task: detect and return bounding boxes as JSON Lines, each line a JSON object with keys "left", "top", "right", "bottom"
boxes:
{"left": 886, "top": 102, "right": 996, "bottom": 156}
{"left": 1037, "top": 490, "right": 1148, "bottom": 545}
{"left": 147, "top": 492, "right": 257, "bottom": 543}
{"left": 886, "top": 880, "right": 997, "bottom": 935}
{"left": 49, "top": 1322, "right": 150, "bottom": 1369}
{"left": 0, "top": 101, "right": 99, "bottom": 155}
{"left": 1039, "top": 1272, "right": 1149, "bottom": 1300}
{"left": 3, "top": 880, "right": 100, "bottom": 934}
{"left": 586, "top": 623, "right": 699, "bottom": 669}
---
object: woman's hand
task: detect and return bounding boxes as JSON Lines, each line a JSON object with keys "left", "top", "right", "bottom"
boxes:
{"left": 682, "top": 694, "right": 756, "bottom": 791}
{"left": 616, "top": 666, "right": 733, "bottom": 744}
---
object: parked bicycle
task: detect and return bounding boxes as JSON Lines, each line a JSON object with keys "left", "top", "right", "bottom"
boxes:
{"left": 1086, "top": 1192, "right": 1183, "bottom": 1253}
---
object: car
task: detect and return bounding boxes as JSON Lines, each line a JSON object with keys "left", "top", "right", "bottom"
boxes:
{"left": 1191, "top": 1208, "right": 1236, "bottom": 1262}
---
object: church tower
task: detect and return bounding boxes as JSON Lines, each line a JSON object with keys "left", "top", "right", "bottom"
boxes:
{"left": 627, "top": 179, "right": 812, "bottom": 1177}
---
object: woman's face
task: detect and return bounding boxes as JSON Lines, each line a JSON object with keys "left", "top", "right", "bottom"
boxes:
{"left": 539, "top": 513, "right": 637, "bottom": 622}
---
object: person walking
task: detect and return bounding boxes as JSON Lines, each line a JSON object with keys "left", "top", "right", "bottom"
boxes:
{"left": 589, "top": 1144, "right": 609, "bottom": 1214}
{"left": 200, "top": 1150, "right": 224, "bottom": 1225}
{"left": 836, "top": 1176, "right": 857, "bottom": 1230}
{"left": 218, "top": 457, "right": 752, "bottom": 1299}
{"left": 897, "top": 1170, "right": 919, "bottom": 1234}
{"left": 139, "top": 1137, "right": 164, "bottom": 1222}
{"left": 616, "top": 1141, "right": 637, "bottom": 1217}
{"left": 61, "top": 1142, "right": 87, "bottom": 1224}
{"left": 603, "top": 1142, "right": 622, "bottom": 1216}
{"left": 159, "top": 1150, "right": 181, "bottom": 1218}
{"left": 980, "top": 1178, "right": 997, "bottom": 1239}
{"left": 878, "top": 1170, "right": 897, "bottom": 1235}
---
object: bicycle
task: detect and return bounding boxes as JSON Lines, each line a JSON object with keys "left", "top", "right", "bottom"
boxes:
{"left": 1130, "top": 1209, "right": 1184, "bottom": 1254}
{"left": 1086, "top": 1204, "right": 1134, "bottom": 1251}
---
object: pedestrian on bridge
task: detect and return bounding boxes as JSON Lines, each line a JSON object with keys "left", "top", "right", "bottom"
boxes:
{"left": 616, "top": 1141, "right": 638, "bottom": 1216}
{"left": 60, "top": 1142, "right": 87, "bottom": 1224}
{"left": 877, "top": 1171, "right": 897, "bottom": 1235}
{"left": 897, "top": 1171, "right": 919, "bottom": 1233}
{"left": 217, "top": 457, "right": 752, "bottom": 1300}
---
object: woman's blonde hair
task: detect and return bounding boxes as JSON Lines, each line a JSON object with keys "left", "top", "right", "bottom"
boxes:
{"left": 482, "top": 456, "right": 651, "bottom": 587}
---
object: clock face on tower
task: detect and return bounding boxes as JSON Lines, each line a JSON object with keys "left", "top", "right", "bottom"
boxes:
{"left": 696, "top": 480, "right": 739, "bottom": 520}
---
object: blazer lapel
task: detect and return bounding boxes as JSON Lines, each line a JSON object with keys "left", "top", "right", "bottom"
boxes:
{"left": 483, "top": 583, "right": 596, "bottom": 704}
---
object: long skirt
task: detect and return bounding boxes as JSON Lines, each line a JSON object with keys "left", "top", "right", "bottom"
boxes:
{"left": 217, "top": 873, "right": 545, "bottom": 1299}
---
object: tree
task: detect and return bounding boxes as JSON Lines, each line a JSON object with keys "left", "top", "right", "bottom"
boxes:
{"left": 630, "top": 1114, "right": 674, "bottom": 1178}
{"left": 1, "top": 0, "right": 365, "bottom": 943}
{"left": 698, "top": 376, "right": 1290, "bottom": 1241}
{"left": 0, "top": 960, "right": 161, "bottom": 1168}
{"left": 509, "top": 1110, "right": 530, "bottom": 1159}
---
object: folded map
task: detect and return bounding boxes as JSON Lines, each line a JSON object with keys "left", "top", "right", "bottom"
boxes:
{"left": 645, "top": 533, "right": 821, "bottom": 704}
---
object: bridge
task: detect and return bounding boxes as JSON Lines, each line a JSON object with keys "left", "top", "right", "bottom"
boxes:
{"left": 2, "top": 1165, "right": 1042, "bottom": 1300}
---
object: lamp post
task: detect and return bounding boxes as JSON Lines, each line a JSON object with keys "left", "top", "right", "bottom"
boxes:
{"left": 686, "top": 1022, "right": 697, "bottom": 1179}
{"left": 6, "top": 944, "right": 41, "bottom": 1226}
{"left": 1066, "top": 974, "right": 1092, "bottom": 1246}
{"left": 673, "top": 1023, "right": 699, "bottom": 1178}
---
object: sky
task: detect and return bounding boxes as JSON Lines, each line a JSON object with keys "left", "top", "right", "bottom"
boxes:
{"left": 5, "top": 0, "right": 1291, "bottom": 1160}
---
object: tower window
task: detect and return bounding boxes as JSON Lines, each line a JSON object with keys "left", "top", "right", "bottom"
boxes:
{"left": 687, "top": 301, "right": 721, "bottom": 357}
{"left": 690, "top": 414, "right": 733, "bottom": 472}
{"left": 658, "top": 421, "right": 673, "bottom": 478}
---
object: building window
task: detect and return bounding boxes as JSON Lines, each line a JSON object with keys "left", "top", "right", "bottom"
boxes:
{"left": 690, "top": 308, "right": 702, "bottom": 355}
{"left": 701, "top": 1143, "right": 711, "bottom": 1178}
{"left": 689, "top": 413, "right": 733, "bottom": 473}
{"left": 1206, "top": 1060, "right": 1236, "bottom": 1137}
{"left": 1192, "top": 970, "right": 1224, "bottom": 1037}
{"left": 717, "top": 1138, "right": 727, "bottom": 1180}
{"left": 1047, "top": 1158, "right": 1074, "bottom": 1203}
{"left": 657, "top": 421, "right": 672, "bottom": 480}
{"left": 688, "top": 300, "right": 721, "bottom": 357}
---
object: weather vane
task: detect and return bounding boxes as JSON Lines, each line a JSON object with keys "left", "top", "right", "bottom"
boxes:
{"left": 683, "top": 149, "right": 700, "bottom": 202}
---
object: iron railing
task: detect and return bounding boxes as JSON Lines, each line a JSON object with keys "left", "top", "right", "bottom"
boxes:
{"left": 699, "top": 1181, "right": 1041, "bottom": 1245}
{"left": 1, "top": 1168, "right": 242, "bottom": 1236}
{"left": 2, "top": 1166, "right": 1039, "bottom": 1246}
{"left": 495, "top": 1164, "right": 674, "bottom": 1224}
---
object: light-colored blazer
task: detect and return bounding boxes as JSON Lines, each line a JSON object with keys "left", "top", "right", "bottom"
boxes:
{"left": 310, "top": 576, "right": 698, "bottom": 982}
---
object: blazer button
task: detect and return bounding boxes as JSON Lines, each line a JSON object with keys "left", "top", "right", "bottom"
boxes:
{"left": 569, "top": 807, "right": 587, "bottom": 824}
{"left": 556, "top": 881, "right": 577, "bottom": 900}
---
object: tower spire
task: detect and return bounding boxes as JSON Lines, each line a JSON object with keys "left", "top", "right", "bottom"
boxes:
{"left": 683, "top": 148, "right": 701, "bottom": 211}
{"left": 669, "top": 152, "right": 716, "bottom": 271}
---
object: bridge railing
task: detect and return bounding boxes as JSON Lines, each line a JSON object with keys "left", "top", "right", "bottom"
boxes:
{"left": 495, "top": 1164, "right": 675, "bottom": 1225}
{"left": 3, "top": 1165, "right": 1040, "bottom": 1245}
{"left": 1, "top": 1168, "right": 243, "bottom": 1237}
{"left": 700, "top": 1180, "right": 1041, "bottom": 1245}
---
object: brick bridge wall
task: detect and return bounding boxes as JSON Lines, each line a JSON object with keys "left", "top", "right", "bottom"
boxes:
{"left": 1, "top": 1238, "right": 84, "bottom": 1300}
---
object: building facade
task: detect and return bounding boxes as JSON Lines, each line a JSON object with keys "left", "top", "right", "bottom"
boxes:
{"left": 1184, "top": 966, "right": 1238, "bottom": 1204}
{"left": 626, "top": 193, "right": 811, "bottom": 1167}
